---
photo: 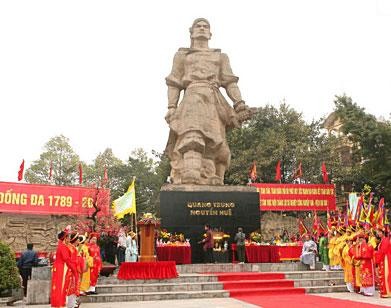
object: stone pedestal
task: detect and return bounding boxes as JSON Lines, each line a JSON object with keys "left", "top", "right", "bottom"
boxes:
{"left": 26, "top": 266, "right": 51, "bottom": 304}
{"left": 138, "top": 223, "right": 158, "bottom": 262}
{"left": 160, "top": 184, "right": 260, "bottom": 263}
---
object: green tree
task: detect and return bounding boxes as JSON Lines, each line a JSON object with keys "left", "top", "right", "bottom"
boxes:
{"left": 226, "top": 103, "right": 343, "bottom": 185}
{"left": 25, "top": 135, "right": 80, "bottom": 185}
{"left": 334, "top": 95, "right": 391, "bottom": 200}
{"left": 0, "top": 241, "right": 20, "bottom": 296}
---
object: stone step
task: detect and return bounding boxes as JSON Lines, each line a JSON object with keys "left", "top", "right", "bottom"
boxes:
{"left": 80, "top": 290, "right": 229, "bottom": 303}
{"left": 96, "top": 282, "right": 223, "bottom": 294}
{"left": 98, "top": 274, "right": 218, "bottom": 285}
{"left": 176, "top": 262, "right": 323, "bottom": 273}
{"left": 305, "top": 285, "right": 347, "bottom": 293}
{"left": 284, "top": 270, "right": 344, "bottom": 280}
{"left": 294, "top": 278, "right": 345, "bottom": 287}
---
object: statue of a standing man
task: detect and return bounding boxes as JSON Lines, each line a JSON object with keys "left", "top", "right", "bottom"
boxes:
{"left": 165, "top": 18, "right": 252, "bottom": 185}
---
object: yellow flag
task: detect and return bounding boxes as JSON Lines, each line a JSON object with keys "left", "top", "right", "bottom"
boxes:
{"left": 113, "top": 178, "right": 137, "bottom": 219}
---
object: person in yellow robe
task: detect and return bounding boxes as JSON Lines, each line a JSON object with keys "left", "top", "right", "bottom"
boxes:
{"left": 78, "top": 234, "right": 93, "bottom": 296}
{"left": 328, "top": 228, "right": 338, "bottom": 270}
{"left": 332, "top": 228, "right": 345, "bottom": 270}
{"left": 341, "top": 237, "right": 354, "bottom": 292}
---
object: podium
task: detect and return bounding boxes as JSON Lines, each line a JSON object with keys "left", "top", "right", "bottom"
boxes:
{"left": 138, "top": 220, "right": 160, "bottom": 262}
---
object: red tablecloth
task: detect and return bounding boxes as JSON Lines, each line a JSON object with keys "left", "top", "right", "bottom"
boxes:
{"left": 117, "top": 261, "right": 178, "bottom": 280}
{"left": 156, "top": 246, "right": 191, "bottom": 264}
{"left": 231, "top": 245, "right": 302, "bottom": 263}
{"left": 277, "top": 245, "right": 302, "bottom": 261}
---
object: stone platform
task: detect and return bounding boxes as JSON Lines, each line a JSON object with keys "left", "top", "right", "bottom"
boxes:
{"left": 81, "top": 262, "right": 345, "bottom": 304}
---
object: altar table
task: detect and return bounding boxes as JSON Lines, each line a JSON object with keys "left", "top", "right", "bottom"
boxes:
{"left": 156, "top": 246, "right": 191, "bottom": 264}
{"left": 231, "top": 244, "right": 303, "bottom": 263}
{"left": 117, "top": 261, "right": 178, "bottom": 280}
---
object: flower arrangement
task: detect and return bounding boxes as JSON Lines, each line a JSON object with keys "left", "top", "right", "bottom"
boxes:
{"left": 157, "top": 229, "right": 188, "bottom": 246}
{"left": 138, "top": 213, "right": 161, "bottom": 226}
{"left": 250, "top": 231, "right": 263, "bottom": 244}
{"left": 159, "top": 229, "right": 171, "bottom": 243}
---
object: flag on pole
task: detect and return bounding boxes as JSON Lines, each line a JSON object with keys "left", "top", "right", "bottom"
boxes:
{"left": 298, "top": 218, "right": 308, "bottom": 236}
{"left": 312, "top": 211, "right": 320, "bottom": 239}
{"left": 49, "top": 161, "right": 53, "bottom": 180}
{"left": 248, "top": 161, "right": 257, "bottom": 182}
{"left": 327, "top": 208, "right": 332, "bottom": 230}
{"left": 275, "top": 160, "right": 281, "bottom": 182}
{"left": 78, "top": 163, "right": 83, "bottom": 185}
{"left": 375, "top": 197, "right": 385, "bottom": 227}
{"left": 113, "top": 178, "right": 137, "bottom": 219}
{"left": 321, "top": 162, "right": 329, "bottom": 183}
{"left": 293, "top": 162, "right": 302, "bottom": 179}
{"left": 18, "top": 159, "right": 25, "bottom": 181}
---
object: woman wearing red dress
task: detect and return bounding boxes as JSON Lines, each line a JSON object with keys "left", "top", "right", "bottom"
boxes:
{"left": 356, "top": 233, "right": 375, "bottom": 296}
{"left": 375, "top": 226, "right": 391, "bottom": 298}
{"left": 50, "top": 230, "right": 76, "bottom": 308}
{"left": 87, "top": 233, "right": 102, "bottom": 294}
{"left": 65, "top": 233, "right": 82, "bottom": 308}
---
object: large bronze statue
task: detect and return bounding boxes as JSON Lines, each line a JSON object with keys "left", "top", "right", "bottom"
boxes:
{"left": 165, "top": 18, "right": 252, "bottom": 185}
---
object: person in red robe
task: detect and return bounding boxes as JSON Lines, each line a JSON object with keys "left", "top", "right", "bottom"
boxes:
{"left": 51, "top": 231, "right": 76, "bottom": 308}
{"left": 87, "top": 233, "right": 102, "bottom": 295}
{"left": 356, "top": 232, "right": 375, "bottom": 296}
{"left": 375, "top": 226, "right": 391, "bottom": 298}
{"left": 65, "top": 232, "right": 82, "bottom": 308}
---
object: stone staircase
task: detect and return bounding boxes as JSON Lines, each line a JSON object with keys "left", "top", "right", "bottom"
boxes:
{"left": 81, "top": 263, "right": 346, "bottom": 304}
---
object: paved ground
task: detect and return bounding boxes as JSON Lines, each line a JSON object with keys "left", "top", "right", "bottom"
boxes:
{"left": 16, "top": 291, "right": 391, "bottom": 307}
{"left": 314, "top": 292, "right": 391, "bottom": 307}
{"left": 20, "top": 298, "right": 258, "bottom": 307}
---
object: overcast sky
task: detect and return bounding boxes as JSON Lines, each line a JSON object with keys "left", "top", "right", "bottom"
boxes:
{"left": 1, "top": 0, "right": 390, "bottom": 182}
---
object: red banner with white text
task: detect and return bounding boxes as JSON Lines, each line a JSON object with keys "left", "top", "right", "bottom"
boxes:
{"left": 252, "top": 183, "right": 336, "bottom": 211}
{"left": 0, "top": 181, "right": 110, "bottom": 216}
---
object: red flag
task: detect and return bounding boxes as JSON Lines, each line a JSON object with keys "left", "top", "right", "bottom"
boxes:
{"left": 103, "top": 167, "right": 108, "bottom": 182}
{"left": 17, "top": 159, "right": 25, "bottom": 181}
{"left": 293, "top": 162, "right": 302, "bottom": 179}
{"left": 321, "top": 162, "right": 329, "bottom": 183}
{"left": 327, "top": 208, "right": 332, "bottom": 230}
{"left": 248, "top": 161, "right": 257, "bottom": 182}
{"left": 49, "top": 161, "right": 53, "bottom": 180}
{"left": 313, "top": 211, "right": 320, "bottom": 239}
{"left": 298, "top": 218, "right": 308, "bottom": 236}
{"left": 274, "top": 160, "right": 281, "bottom": 182}
{"left": 79, "top": 163, "right": 83, "bottom": 185}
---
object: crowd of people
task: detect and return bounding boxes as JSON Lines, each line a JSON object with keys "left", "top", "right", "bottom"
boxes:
{"left": 300, "top": 225, "right": 391, "bottom": 298}
{"left": 50, "top": 227, "right": 102, "bottom": 308}
{"left": 49, "top": 226, "right": 138, "bottom": 308}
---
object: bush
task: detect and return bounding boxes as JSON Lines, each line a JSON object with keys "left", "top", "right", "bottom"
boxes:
{"left": 0, "top": 241, "right": 20, "bottom": 296}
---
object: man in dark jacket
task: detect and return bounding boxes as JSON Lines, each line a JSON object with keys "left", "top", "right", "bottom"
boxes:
{"left": 198, "top": 224, "right": 214, "bottom": 263}
{"left": 17, "top": 243, "right": 38, "bottom": 296}
{"left": 234, "top": 227, "right": 246, "bottom": 263}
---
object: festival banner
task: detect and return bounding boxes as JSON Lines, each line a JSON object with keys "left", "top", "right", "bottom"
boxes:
{"left": 0, "top": 181, "right": 110, "bottom": 216}
{"left": 252, "top": 183, "right": 336, "bottom": 211}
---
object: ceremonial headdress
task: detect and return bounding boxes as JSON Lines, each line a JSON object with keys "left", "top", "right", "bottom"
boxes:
{"left": 89, "top": 232, "right": 100, "bottom": 240}
{"left": 70, "top": 232, "right": 79, "bottom": 243}
{"left": 79, "top": 234, "right": 87, "bottom": 244}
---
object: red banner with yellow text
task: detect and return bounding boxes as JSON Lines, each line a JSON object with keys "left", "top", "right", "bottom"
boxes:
{"left": 0, "top": 181, "right": 110, "bottom": 216}
{"left": 252, "top": 183, "right": 336, "bottom": 211}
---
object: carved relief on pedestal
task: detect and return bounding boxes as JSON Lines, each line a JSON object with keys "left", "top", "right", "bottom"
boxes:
{"left": 0, "top": 214, "right": 75, "bottom": 252}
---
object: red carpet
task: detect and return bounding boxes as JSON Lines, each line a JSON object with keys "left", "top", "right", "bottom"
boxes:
{"left": 215, "top": 272, "right": 285, "bottom": 281}
{"left": 214, "top": 272, "right": 387, "bottom": 307}
{"left": 234, "top": 294, "right": 388, "bottom": 308}
{"left": 215, "top": 272, "right": 305, "bottom": 297}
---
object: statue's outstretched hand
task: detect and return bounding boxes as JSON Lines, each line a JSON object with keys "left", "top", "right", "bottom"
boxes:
{"left": 165, "top": 108, "right": 176, "bottom": 124}
{"left": 235, "top": 105, "right": 255, "bottom": 124}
